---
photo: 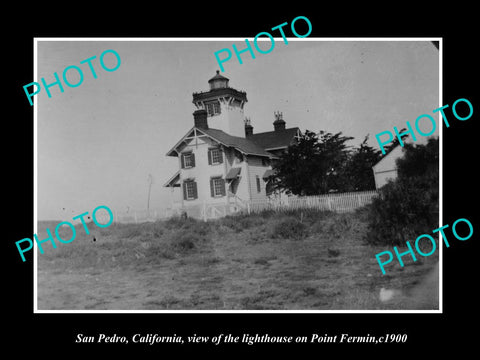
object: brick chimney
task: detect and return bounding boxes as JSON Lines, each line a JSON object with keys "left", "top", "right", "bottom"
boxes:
{"left": 273, "top": 111, "right": 286, "bottom": 131}
{"left": 244, "top": 117, "right": 253, "bottom": 137}
{"left": 193, "top": 109, "right": 208, "bottom": 129}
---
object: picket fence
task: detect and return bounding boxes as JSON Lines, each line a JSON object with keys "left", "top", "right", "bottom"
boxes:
{"left": 244, "top": 190, "right": 379, "bottom": 215}
{"left": 111, "top": 208, "right": 174, "bottom": 224}
{"left": 111, "top": 190, "right": 379, "bottom": 223}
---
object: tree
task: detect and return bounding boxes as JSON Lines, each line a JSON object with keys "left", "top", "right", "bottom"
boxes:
{"left": 396, "top": 138, "right": 439, "bottom": 179}
{"left": 365, "top": 137, "right": 439, "bottom": 245}
{"left": 272, "top": 130, "right": 353, "bottom": 195}
{"left": 316, "top": 130, "right": 354, "bottom": 192}
{"left": 340, "top": 135, "right": 382, "bottom": 191}
{"left": 382, "top": 127, "right": 407, "bottom": 155}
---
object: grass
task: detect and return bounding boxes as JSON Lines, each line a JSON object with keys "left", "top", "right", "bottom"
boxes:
{"left": 36, "top": 209, "right": 439, "bottom": 310}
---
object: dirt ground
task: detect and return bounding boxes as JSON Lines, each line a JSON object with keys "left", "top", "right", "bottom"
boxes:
{"left": 36, "top": 212, "right": 439, "bottom": 310}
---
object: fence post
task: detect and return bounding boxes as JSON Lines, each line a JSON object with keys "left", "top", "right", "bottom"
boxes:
{"left": 247, "top": 202, "right": 251, "bottom": 215}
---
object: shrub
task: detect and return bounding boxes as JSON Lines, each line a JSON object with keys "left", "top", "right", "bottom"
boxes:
{"left": 117, "top": 223, "right": 143, "bottom": 239}
{"left": 364, "top": 138, "right": 439, "bottom": 246}
{"left": 164, "top": 216, "right": 188, "bottom": 230}
{"left": 170, "top": 229, "right": 204, "bottom": 253}
{"left": 296, "top": 209, "right": 334, "bottom": 225}
{"left": 165, "top": 216, "right": 211, "bottom": 236}
{"left": 219, "top": 214, "right": 264, "bottom": 232}
{"left": 270, "top": 217, "right": 308, "bottom": 240}
{"left": 218, "top": 216, "right": 244, "bottom": 232}
{"left": 142, "top": 221, "right": 164, "bottom": 237}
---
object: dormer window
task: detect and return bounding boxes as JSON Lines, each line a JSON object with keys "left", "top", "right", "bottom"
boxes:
{"left": 206, "top": 101, "right": 221, "bottom": 116}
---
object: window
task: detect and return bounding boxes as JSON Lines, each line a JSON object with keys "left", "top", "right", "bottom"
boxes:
{"left": 181, "top": 152, "right": 195, "bottom": 168}
{"left": 208, "top": 148, "right": 223, "bottom": 165}
{"left": 213, "top": 178, "right": 224, "bottom": 196}
{"left": 184, "top": 154, "right": 193, "bottom": 168}
{"left": 211, "top": 148, "right": 222, "bottom": 164}
{"left": 210, "top": 177, "right": 226, "bottom": 197}
{"left": 256, "top": 175, "right": 261, "bottom": 193}
{"left": 183, "top": 180, "right": 197, "bottom": 200}
{"left": 206, "top": 101, "right": 221, "bottom": 116}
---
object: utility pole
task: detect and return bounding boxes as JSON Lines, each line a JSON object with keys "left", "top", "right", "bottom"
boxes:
{"left": 147, "top": 173, "right": 154, "bottom": 216}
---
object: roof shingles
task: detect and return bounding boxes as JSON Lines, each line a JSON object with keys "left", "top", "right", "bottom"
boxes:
{"left": 199, "top": 128, "right": 275, "bottom": 158}
{"left": 166, "top": 126, "right": 299, "bottom": 158}
{"left": 248, "top": 127, "right": 299, "bottom": 150}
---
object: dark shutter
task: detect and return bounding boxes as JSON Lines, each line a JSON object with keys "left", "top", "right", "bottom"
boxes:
{"left": 191, "top": 153, "right": 195, "bottom": 167}
{"left": 220, "top": 178, "right": 226, "bottom": 196}
{"left": 208, "top": 149, "right": 212, "bottom": 165}
{"left": 218, "top": 149, "right": 224, "bottom": 164}
{"left": 192, "top": 181, "right": 198, "bottom": 199}
{"left": 210, "top": 178, "right": 214, "bottom": 197}
{"left": 180, "top": 153, "right": 185, "bottom": 169}
{"left": 183, "top": 182, "right": 187, "bottom": 200}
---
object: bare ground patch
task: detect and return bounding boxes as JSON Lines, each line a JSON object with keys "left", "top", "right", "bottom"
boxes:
{"left": 36, "top": 211, "right": 439, "bottom": 310}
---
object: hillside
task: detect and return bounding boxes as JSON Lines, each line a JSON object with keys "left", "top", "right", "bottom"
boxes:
{"left": 36, "top": 208, "right": 439, "bottom": 310}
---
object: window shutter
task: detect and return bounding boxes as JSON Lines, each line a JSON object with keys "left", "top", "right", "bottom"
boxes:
{"left": 191, "top": 153, "right": 195, "bottom": 167}
{"left": 208, "top": 149, "right": 212, "bottom": 165}
{"left": 210, "top": 178, "right": 214, "bottom": 197}
{"left": 183, "top": 182, "right": 187, "bottom": 200}
{"left": 193, "top": 181, "right": 198, "bottom": 199}
{"left": 219, "top": 149, "right": 224, "bottom": 164}
{"left": 180, "top": 154, "right": 185, "bottom": 169}
{"left": 220, "top": 178, "right": 226, "bottom": 196}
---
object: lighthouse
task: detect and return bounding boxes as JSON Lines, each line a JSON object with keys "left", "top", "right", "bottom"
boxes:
{"left": 192, "top": 70, "right": 248, "bottom": 138}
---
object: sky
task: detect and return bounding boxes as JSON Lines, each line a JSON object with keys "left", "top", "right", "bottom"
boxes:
{"left": 36, "top": 39, "right": 439, "bottom": 221}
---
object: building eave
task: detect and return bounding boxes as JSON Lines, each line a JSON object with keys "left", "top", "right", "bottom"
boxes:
{"left": 265, "top": 146, "right": 288, "bottom": 151}
{"left": 196, "top": 128, "right": 278, "bottom": 159}
{"left": 163, "top": 170, "right": 181, "bottom": 187}
{"left": 165, "top": 126, "right": 197, "bottom": 157}
{"left": 192, "top": 87, "right": 247, "bottom": 103}
{"left": 166, "top": 126, "right": 280, "bottom": 160}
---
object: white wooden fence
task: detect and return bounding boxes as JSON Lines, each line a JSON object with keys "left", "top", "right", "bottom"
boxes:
{"left": 244, "top": 190, "right": 379, "bottom": 215}
{"left": 111, "top": 191, "right": 379, "bottom": 223}
{"left": 200, "top": 190, "right": 378, "bottom": 220}
{"left": 111, "top": 208, "right": 179, "bottom": 224}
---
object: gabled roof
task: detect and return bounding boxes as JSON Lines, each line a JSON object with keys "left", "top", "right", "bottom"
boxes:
{"left": 200, "top": 128, "right": 277, "bottom": 158}
{"left": 165, "top": 127, "right": 278, "bottom": 159}
{"left": 248, "top": 127, "right": 300, "bottom": 150}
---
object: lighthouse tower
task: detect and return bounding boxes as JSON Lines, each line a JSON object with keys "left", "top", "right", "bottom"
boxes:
{"left": 192, "top": 70, "right": 248, "bottom": 138}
